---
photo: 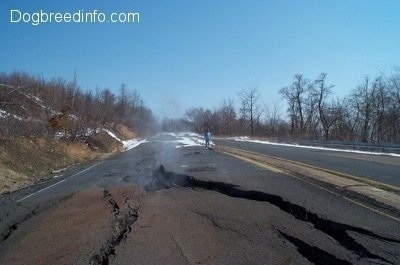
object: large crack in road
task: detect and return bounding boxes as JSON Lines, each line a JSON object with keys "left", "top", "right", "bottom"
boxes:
{"left": 90, "top": 189, "right": 139, "bottom": 265}
{"left": 148, "top": 165, "right": 400, "bottom": 265}
{"left": 216, "top": 145, "right": 400, "bottom": 218}
{"left": 0, "top": 193, "right": 75, "bottom": 244}
{"left": 277, "top": 230, "right": 352, "bottom": 265}
{"left": 1, "top": 157, "right": 398, "bottom": 265}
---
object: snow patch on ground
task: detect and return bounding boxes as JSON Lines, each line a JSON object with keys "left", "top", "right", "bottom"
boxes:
{"left": 174, "top": 132, "right": 204, "bottom": 148}
{"left": 0, "top": 109, "right": 10, "bottom": 118}
{"left": 233, "top": 137, "right": 400, "bottom": 157}
{"left": 103, "top": 129, "right": 146, "bottom": 151}
{"left": 0, "top": 108, "right": 26, "bottom": 121}
{"left": 104, "top": 129, "right": 120, "bottom": 142}
{"left": 122, "top": 138, "right": 147, "bottom": 151}
{"left": 155, "top": 132, "right": 211, "bottom": 148}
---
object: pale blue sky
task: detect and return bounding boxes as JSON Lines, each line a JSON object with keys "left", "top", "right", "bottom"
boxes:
{"left": 1, "top": 0, "right": 399, "bottom": 118}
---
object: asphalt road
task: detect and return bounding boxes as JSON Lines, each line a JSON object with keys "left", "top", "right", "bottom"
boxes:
{"left": 0, "top": 133, "right": 399, "bottom": 265}
{"left": 215, "top": 139, "right": 400, "bottom": 187}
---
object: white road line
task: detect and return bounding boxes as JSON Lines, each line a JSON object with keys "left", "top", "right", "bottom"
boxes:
{"left": 16, "top": 162, "right": 102, "bottom": 203}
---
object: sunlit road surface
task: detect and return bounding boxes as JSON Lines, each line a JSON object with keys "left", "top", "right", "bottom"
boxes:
{"left": 215, "top": 138, "right": 400, "bottom": 187}
{"left": 0, "top": 133, "right": 399, "bottom": 265}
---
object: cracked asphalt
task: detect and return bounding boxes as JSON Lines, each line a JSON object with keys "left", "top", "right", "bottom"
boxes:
{"left": 0, "top": 133, "right": 399, "bottom": 265}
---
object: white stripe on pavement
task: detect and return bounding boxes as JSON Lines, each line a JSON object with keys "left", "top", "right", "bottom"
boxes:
{"left": 16, "top": 162, "right": 102, "bottom": 203}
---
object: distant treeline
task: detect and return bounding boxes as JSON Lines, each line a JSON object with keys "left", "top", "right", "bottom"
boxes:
{"left": 2, "top": 70, "right": 400, "bottom": 144}
{"left": 162, "top": 71, "right": 400, "bottom": 144}
{"left": 0, "top": 71, "right": 155, "bottom": 139}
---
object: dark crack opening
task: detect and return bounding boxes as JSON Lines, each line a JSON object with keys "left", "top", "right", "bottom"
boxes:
{"left": 1, "top": 196, "right": 71, "bottom": 244}
{"left": 90, "top": 190, "right": 139, "bottom": 265}
{"left": 278, "top": 230, "right": 351, "bottom": 265}
{"left": 150, "top": 165, "right": 399, "bottom": 265}
{"left": 1, "top": 223, "right": 18, "bottom": 242}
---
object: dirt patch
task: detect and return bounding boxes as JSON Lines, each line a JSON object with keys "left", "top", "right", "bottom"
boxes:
{"left": 85, "top": 130, "right": 123, "bottom": 153}
{"left": 62, "top": 141, "right": 99, "bottom": 161}
{"left": 114, "top": 124, "right": 136, "bottom": 140}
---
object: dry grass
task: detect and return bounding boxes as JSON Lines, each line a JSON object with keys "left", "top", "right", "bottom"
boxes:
{"left": 114, "top": 124, "right": 136, "bottom": 140}
{"left": 61, "top": 142, "right": 99, "bottom": 161}
{"left": 0, "top": 125, "right": 136, "bottom": 194}
{"left": 0, "top": 137, "right": 75, "bottom": 193}
{"left": 0, "top": 165, "right": 30, "bottom": 194}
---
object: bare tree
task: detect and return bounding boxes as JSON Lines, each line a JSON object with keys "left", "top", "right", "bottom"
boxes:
{"left": 239, "top": 87, "right": 261, "bottom": 136}
{"left": 371, "top": 76, "right": 387, "bottom": 143}
{"left": 218, "top": 99, "right": 237, "bottom": 136}
{"left": 348, "top": 77, "right": 376, "bottom": 142}
{"left": 184, "top": 107, "right": 213, "bottom": 133}
{"left": 279, "top": 74, "right": 308, "bottom": 136}
{"left": 263, "top": 101, "right": 281, "bottom": 137}
{"left": 315, "top": 73, "right": 336, "bottom": 140}
{"left": 387, "top": 72, "right": 400, "bottom": 142}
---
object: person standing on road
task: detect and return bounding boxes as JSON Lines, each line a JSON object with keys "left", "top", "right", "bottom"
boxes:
{"left": 204, "top": 128, "right": 211, "bottom": 148}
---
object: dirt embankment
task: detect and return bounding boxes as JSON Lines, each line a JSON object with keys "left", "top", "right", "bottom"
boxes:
{"left": 0, "top": 124, "right": 135, "bottom": 194}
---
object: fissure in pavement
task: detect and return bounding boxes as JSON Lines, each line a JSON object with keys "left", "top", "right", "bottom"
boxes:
{"left": 278, "top": 230, "right": 351, "bottom": 265}
{"left": 151, "top": 165, "right": 400, "bottom": 265}
{"left": 0, "top": 195, "right": 72, "bottom": 244}
{"left": 90, "top": 189, "right": 139, "bottom": 265}
{"left": 1, "top": 206, "right": 40, "bottom": 243}
{"left": 1, "top": 223, "right": 17, "bottom": 242}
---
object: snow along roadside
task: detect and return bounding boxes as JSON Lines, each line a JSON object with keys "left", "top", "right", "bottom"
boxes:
{"left": 232, "top": 137, "right": 400, "bottom": 158}
{"left": 103, "top": 129, "right": 147, "bottom": 152}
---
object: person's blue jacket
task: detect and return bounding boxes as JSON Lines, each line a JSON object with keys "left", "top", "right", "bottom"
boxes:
{"left": 205, "top": 131, "right": 211, "bottom": 140}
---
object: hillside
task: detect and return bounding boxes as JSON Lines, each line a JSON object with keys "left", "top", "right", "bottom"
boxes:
{"left": 0, "top": 72, "right": 152, "bottom": 194}
{"left": 0, "top": 124, "right": 139, "bottom": 194}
